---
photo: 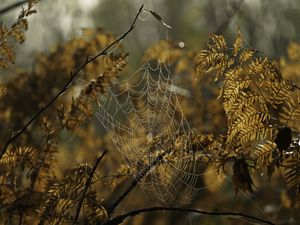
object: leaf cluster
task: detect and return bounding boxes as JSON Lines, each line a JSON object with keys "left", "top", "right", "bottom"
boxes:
{"left": 195, "top": 31, "right": 300, "bottom": 197}
{"left": 0, "top": 0, "right": 38, "bottom": 68}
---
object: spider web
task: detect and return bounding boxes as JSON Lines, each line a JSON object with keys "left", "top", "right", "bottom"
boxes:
{"left": 94, "top": 55, "right": 217, "bottom": 204}
{"left": 83, "top": 7, "right": 277, "bottom": 224}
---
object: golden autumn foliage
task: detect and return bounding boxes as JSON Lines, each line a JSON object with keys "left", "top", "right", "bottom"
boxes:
{"left": 194, "top": 32, "right": 300, "bottom": 196}
{"left": 1, "top": 2, "right": 300, "bottom": 225}
{"left": 0, "top": 0, "right": 38, "bottom": 68}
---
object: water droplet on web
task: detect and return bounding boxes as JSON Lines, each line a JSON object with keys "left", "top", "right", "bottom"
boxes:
{"left": 178, "top": 41, "right": 185, "bottom": 48}
{"left": 94, "top": 41, "right": 210, "bottom": 204}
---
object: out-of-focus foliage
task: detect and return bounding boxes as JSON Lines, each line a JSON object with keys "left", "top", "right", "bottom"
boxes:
{"left": 0, "top": 0, "right": 38, "bottom": 69}
{"left": 38, "top": 163, "right": 108, "bottom": 225}
{"left": 1, "top": 1, "right": 300, "bottom": 225}
{"left": 0, "top": 26, "right": 126, "bottom": 222}
{"left": 0, "top": 83, "right": 6, "bottom": 98}
{"left": 0, "top": 2, "right": 129, "bottom": 223}
{"left": 279, "top": 42, "right": 300, "bottom": 85}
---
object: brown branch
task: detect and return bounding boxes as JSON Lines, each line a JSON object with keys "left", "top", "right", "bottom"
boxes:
{"left": 0, "top": 4, "right": 144, "bottom": 160}
{"left": 0, "top": 1, "right": 27, "bottom": 16}
{"left": 18, "top": 211, "right": 24, "bottom": 225}
{"left": 107, "top": 152, "right": 166, "bottom": 215}
{"left": 103, "top": 207, "right": 275, "bottom": 225}
{"left": 73, "top": 150, "right": 108, "bottom": 225}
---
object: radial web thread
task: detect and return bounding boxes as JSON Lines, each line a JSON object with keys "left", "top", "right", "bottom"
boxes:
{"left": 94, "top": 54, "right": 219, "bottom": 205}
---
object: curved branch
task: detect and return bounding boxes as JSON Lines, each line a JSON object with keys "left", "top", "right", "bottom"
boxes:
{"left": 0, "top": 1, "right": 27, "bottom": 16}
{"left": 107, "top": 152, "right": 166, "bottom": 215}
{"left": 0, "top": 4, "right": 144, "bottom": 160}
{"left": 103, "top": 207, "right": 275, "bottom": 225}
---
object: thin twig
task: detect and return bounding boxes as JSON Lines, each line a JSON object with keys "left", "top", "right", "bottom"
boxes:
{"left": 107, "top": 152, "right": 166, "bottom": 215}
{"left": 73, "top": 150, "right": 108, "bottom": 225}
{"left": 0, "top": 4, "right": 144, "bottom": 160}
{"left": 92, "top": 173, "right": 129, "bottom": 185}
{"left": 103, "top": 206, "right": 275, "bottom": 225}
{"left": 0, "top": 1, "right": 27, "bottom": 16}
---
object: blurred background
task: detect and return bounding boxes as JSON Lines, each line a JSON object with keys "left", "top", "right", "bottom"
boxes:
{"left": 1, "top": 0, "right": 300, "bottom": 224}
{"left": 1, "top": 0, "right": 300, "bottom": 67}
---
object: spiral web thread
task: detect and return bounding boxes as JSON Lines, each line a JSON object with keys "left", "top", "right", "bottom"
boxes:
{"left": 94, "top": 51, "right": 222, "bottom": 204}
{"left": 86, "top": 8, "right": 277, "bottom": 223}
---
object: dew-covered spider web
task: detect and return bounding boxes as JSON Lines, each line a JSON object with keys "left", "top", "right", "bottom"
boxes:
{"left": 57, "top": 3, "right": 220, "bottom": 205}
{"left": 75, "top": 7, "right": 277, "bottom": 224}
{"left": 93, "top": 40, "right": 219, "bottom": 204}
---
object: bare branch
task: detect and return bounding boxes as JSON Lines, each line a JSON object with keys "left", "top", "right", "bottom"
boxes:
{"left": 107, "top": 151, "right": 165, "bottom": 215}
{"left": 73, "top": 150, "right": 108, "bottom": 225}
{"left": 0, "top": 1, "right": 27, "bottom": 16}
{"left": 103, "top": 207, "right": 275, "bottom": 225}
{"left": 0, "top": 4, "right": 144, "bottom": 160}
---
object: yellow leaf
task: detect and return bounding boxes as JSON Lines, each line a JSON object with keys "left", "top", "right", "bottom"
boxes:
{"left": 233, "top": 29, "right": 243, "bottom": 56}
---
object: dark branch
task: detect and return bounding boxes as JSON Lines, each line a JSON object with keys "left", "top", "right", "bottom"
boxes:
{"left": 0, "top": 1, "right": 27, "bottom": 16}
{"left": 73, "top": 150, "right": 108, "bottom": 225}
{"left": 107, "top": 152, "right": 166, "bottom": 215}
{"left": 0, "top": 4, "right": 144, "bottom": 160}
{"left": 103, "top": 207, "right": 275, "bottom": 225}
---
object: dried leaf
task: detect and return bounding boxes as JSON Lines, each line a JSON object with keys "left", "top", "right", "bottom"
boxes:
{"left": 147, "top": 10, "right": 172, "bottom": 29}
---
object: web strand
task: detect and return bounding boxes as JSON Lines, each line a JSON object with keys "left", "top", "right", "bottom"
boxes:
{"left": 95, "top": 43, "right": 213, "bottom": 204}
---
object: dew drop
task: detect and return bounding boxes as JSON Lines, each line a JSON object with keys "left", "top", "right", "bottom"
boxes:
{"left": 178, "top": 41, "right": 185, "bottom": 48}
